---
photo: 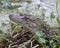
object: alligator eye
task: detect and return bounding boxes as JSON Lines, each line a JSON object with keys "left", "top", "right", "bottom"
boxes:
{"left": 24, "top": 16, "right": 31, "bottom": 20}
{"left": 29, "top": 22, "right": 37, "bottom": 28}
{"left": 31, "top": 23, "right": 36, "bottom": 27}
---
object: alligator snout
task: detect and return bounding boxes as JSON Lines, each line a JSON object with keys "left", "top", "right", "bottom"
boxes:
{"left": 9, "top": 14, "right": 25, "bottom": 23}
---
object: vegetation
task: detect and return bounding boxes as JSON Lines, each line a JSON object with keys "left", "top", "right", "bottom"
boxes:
{"left": 0, "top": 0, "right": 60, "bottom": 48}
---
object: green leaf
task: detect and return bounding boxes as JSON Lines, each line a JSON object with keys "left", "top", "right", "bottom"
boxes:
{"left": 56, "top": 16, "right": 60, "bottom": 25}
{"left": 10, "top": 21, "right": 17, "bottom": 29}
{"left": 0, "top": 29, "right": 3, "bottom": 34}
{"left": 35, "top": 31, "right": 44, "bottom": 37}
{"left": 38, "top": 38, "right": 46, "bottom": 44}
{"left": 56, "top": 0, "right": 58, "bottom": 14}
{"left": 14, "top": 25, "right": 21, "bottom": 32}
{"left": 19, "top": 45, "right": 26, "bottom": 48}
{"left": 50, "top": 40, "right": 54, "bottom": 44}
{"left": 50, "top": 12, "right": 55, "bottom": 21}
{"left": 42, "top": 46, "right": 49, "bottom": 48}
{"left": 24, "top": 40, "right": 31, "bottom": 45}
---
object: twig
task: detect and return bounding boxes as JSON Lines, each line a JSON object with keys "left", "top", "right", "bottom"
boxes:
{"left": 32, "top": 44, "right": 39, "bottom": 48}
{"left": 31, "top": 41, "right": 33, "bottom": 48}
{"left": 31, "top": 40, "right": 35, "bottom": 48}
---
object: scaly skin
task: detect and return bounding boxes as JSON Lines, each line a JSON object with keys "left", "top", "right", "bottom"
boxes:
{"left": 9, "top": 14, "right": 50, "bottom": 38}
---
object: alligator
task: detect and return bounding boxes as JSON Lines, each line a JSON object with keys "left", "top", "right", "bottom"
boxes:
{"left": 9, "top": 14, "right": 51, "bottom": 39}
